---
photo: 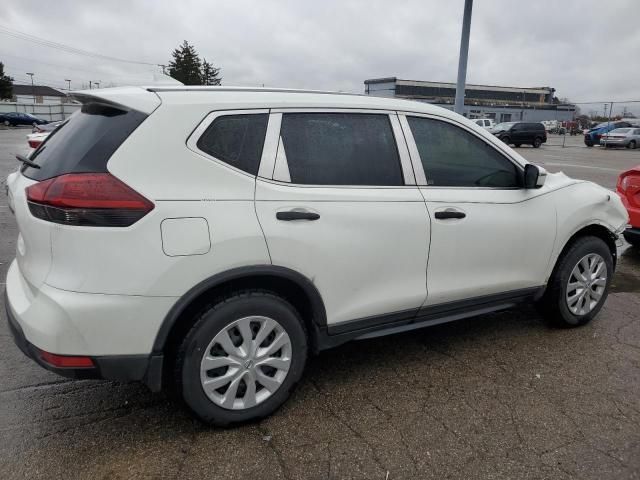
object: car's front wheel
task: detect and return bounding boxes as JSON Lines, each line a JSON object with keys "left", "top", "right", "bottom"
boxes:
{"left": 532, "top": 137, "right": 543, "bottom": 148}
{"left": 2, "top": 120, "right": 9, "bottom": 127}
{"left": 175, "top": 291, "right": 308, "bottom": 426}
{"left": 538, "top": 236, "right": 613, "bottom": 328}
{"left": 628, "top": 140, "right": 636, "bottom": 149}
{"left": 500, "top": 135, "right": 511, "bottom": 145}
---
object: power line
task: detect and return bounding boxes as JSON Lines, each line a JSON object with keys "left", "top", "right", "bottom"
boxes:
{"left": 0, "top": 24, "right": 160, "bottom": 66}
{"left": 0, "top": 50, "right": 156, "bottom": 79}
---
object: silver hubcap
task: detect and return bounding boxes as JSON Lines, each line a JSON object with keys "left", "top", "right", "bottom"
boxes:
{"left": 200, "top": 316, "right": 292, "bottom": 410}
{"left": 566, "top": 253, "right": 607, "bottom": 316}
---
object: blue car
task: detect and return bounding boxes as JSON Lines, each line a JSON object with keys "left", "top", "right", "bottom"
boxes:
{"left": 584, "top": 120, "right": 633, "bottom": 147}
{"left": 0, "top": 112, "right": 49, "bottom": 127}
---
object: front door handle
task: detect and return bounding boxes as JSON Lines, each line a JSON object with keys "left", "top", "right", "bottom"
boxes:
{"left": 434, "top": 210, "right": 466, "bottom": 220}
{"left": 276, "top": 211, "right": 320, "bottom": 221}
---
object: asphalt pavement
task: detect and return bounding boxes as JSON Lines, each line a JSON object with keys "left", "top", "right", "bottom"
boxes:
{"left": 1, "top": 128, "right": 639, "bottom": 479}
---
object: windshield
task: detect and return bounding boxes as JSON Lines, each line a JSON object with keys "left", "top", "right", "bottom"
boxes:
{"left": 493, "top": 122, "right": 515, "bottom": 130}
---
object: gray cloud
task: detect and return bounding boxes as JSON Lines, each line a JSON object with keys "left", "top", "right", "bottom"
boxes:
{"left": 1, "top": 0, "right": 639, "bottom": 113}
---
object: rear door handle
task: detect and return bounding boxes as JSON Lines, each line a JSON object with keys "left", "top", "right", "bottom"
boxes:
{"left": 276, "top": 211, "right": 320, "bottom": 221}
{"left": 434, "top": 210, "right": 466, "bottom": 220}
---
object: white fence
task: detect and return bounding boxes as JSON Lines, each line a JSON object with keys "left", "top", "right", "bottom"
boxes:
{"left": 0, "top": 102, "right": 80, "bottom": 122}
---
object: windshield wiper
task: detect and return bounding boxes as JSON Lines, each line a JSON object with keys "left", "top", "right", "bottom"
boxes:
{"left": 16, "top": 154, "right": 40, "bottom": 169}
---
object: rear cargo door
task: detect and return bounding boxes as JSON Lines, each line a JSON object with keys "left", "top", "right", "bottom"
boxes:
{"left": 8, "top": 101, "right": 149, "bottom": 288}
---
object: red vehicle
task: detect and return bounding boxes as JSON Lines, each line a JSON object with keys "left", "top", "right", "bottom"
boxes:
{"left": 617, "top": 166, "right": 640, "bottom": 247}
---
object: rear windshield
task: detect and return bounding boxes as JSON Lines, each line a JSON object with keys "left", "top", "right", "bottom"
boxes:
{"left": 23, "top": 103, "right": 147, "bottom": 181}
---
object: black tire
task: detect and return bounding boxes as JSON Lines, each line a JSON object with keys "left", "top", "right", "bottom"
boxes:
{"left": 2, "top": 120, "right": 9, "bottom": 127}
{"left": 500, "top": 135, "right": 511, "bottom": 145}
{"left": 175, "top": 290, "right": 308, "bottom": 426}
{"left": 514, "top": 143, "right": 522, "bottom": 148}
{"left": 532, "top": 137, "right": 543, "bottom": 148}
{"left": 628, "top": 140, "right": 636, "bottom": 150}
{"left": 585, "top": 139, "right": 594, "bottom": 147}
{"left": 537, "top": 236, "right": 613, "bottom": 328}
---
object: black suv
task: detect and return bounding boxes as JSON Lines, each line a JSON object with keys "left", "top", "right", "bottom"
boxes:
{"left": 490, "top": 122, "right": 547, "bottom": 148}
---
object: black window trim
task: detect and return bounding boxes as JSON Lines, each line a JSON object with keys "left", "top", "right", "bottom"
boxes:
{"left": 398, "top": 111, "right": 526, "bottom": 190}
{"left": 187, "top": 108, "right": 271, "bottom": 178}
{"left": 264, "top": 108, "right": 416, "bottom": 188}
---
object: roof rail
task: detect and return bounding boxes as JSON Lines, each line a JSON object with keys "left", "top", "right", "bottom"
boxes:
{"left": 146, "top": 86, "right": 365, "bottom": 96}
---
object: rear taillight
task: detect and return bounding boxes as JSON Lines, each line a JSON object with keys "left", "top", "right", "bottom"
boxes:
{"left": 28, "top": 139, "right": 42, "bottom": 149}
{"left": 25, "top": 173, "right": 154, "bottom": 227}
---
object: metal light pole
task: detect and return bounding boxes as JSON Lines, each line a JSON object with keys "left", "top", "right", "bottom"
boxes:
{"left": 26, "top": 72, "right": 35, "bottom": 103}
{"left": 65, "top": 79, "right": 71, "bottom": 91}
{"left": 454, "top": 0, "right": 473, "bottom": 115}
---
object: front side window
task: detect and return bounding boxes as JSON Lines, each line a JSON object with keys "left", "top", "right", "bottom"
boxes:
{"left": 407, "top": 116, "right": 520, "bottom": 188}
{"left": 197, "top": 113, "right": 268, "bottom": 175}
{"left": 279, "top": 113, "right": 403, "bottom": 186}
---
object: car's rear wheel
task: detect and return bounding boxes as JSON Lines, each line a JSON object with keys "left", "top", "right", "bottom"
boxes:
{"left": 628, "top": 140, "right": 636, "bottom": 149}
{"left": 514, "top": 143, "right": 522, "bottom": 148}
{"left": 532, "top": 137, "right": 543, "bottom": 148}
{"left": 175, "top": 291, "right": 308, "bottom": 426}
{"left": 2, "top": 120, "right": 9, "bottom": 127}
{"left": 538, "top": 236, "right": 613, "bottom": 328}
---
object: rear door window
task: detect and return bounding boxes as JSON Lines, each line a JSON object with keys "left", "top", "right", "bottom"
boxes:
{"left": 196, "top": 113, "right": 268, "bottom": 175}
{"left": 279, "top": 112, "right": 404, "bottom": 186}
{"left": 24, "top": 103, "right": 147, "bottom": 181}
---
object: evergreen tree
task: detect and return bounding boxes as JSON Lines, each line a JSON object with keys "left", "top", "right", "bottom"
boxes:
{"left": 201, "top": 59, "right": 221, "bottom": 86}
{"left": 0, "top": 62, "right": 14, "bottom": 100}
{"left": 168, "top": 41, "right": 203, "bottom": 85}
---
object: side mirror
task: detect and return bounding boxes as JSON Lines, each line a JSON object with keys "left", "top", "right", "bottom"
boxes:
{"left": 524, "top": 164, "right": 547, "bottom": 189}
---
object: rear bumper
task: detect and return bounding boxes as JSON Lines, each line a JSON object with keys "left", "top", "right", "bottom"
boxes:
{"left": 4, "top": 260, "right": 172, "bottom": 390}
{"left": 5, "top": 292, "right": 164, "bottom": 388}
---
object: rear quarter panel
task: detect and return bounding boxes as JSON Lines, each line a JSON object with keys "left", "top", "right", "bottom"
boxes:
{"left": 45, "top": 103, "right": 271, "bottom": 296}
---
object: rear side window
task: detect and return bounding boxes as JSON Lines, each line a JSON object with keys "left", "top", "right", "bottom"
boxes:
{"left": 197, "top": 114, "right": 268, "bottom": 175}
{"left": 407, "top": 116, "right": 520, "bottom": 188}
{"left": 280, "top": 113, "right": 403, "bottom": 186}
{"left": 24, "top": 103, "right": 147, "bottom": 181}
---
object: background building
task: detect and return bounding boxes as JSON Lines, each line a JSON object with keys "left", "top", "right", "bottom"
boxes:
{"left": 0, "top": 84, "right": 79, "bottom": 121}
{"left": 364, "top": 77, "right": 576, "bottom": 123}
{"left": 10, "top": 84, "right": 69, "bottom": 104}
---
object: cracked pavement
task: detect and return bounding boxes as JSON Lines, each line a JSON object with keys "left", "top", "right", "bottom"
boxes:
{"left": 1, "top": 129, "right": 639, "bottom": 479}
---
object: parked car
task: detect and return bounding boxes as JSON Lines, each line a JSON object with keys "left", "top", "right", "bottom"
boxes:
{"left": 617, "top": 166, "right": 640, "bottom": 247}
{"left": 0, "top": 112, "right": 48, "bottom": 127}
{"left": 32, "top": 120, "right": 64, "bottom": 134}
{"left": 584, "top": 121, "right": 634, "bottom": 147}
{"left": 26, "top": 131, "right": 50, "bottom": 151}
{"left": 489, "top": 122, "right": 547, "bottom": 148}
{"left": 473, "top": 118, "right": 494, "bottom": 130}
{"left": 5, "top": 87, "right": 628, "bottom": 426}
{"left": 600, "top": 128, "right": 640, "bottom": 149}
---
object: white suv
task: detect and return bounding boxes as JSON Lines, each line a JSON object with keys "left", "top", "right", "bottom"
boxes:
{"left": 5, "top": 87, "right": 628, "bottom": 425}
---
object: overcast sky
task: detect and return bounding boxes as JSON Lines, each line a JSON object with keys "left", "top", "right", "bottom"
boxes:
{"left": 1, "top": 0, "right": 639, "bottom": 114}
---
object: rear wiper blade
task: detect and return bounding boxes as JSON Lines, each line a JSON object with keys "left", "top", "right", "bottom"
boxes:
{"left": 16, "top": 154, "right": 40, "bottom": 169}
